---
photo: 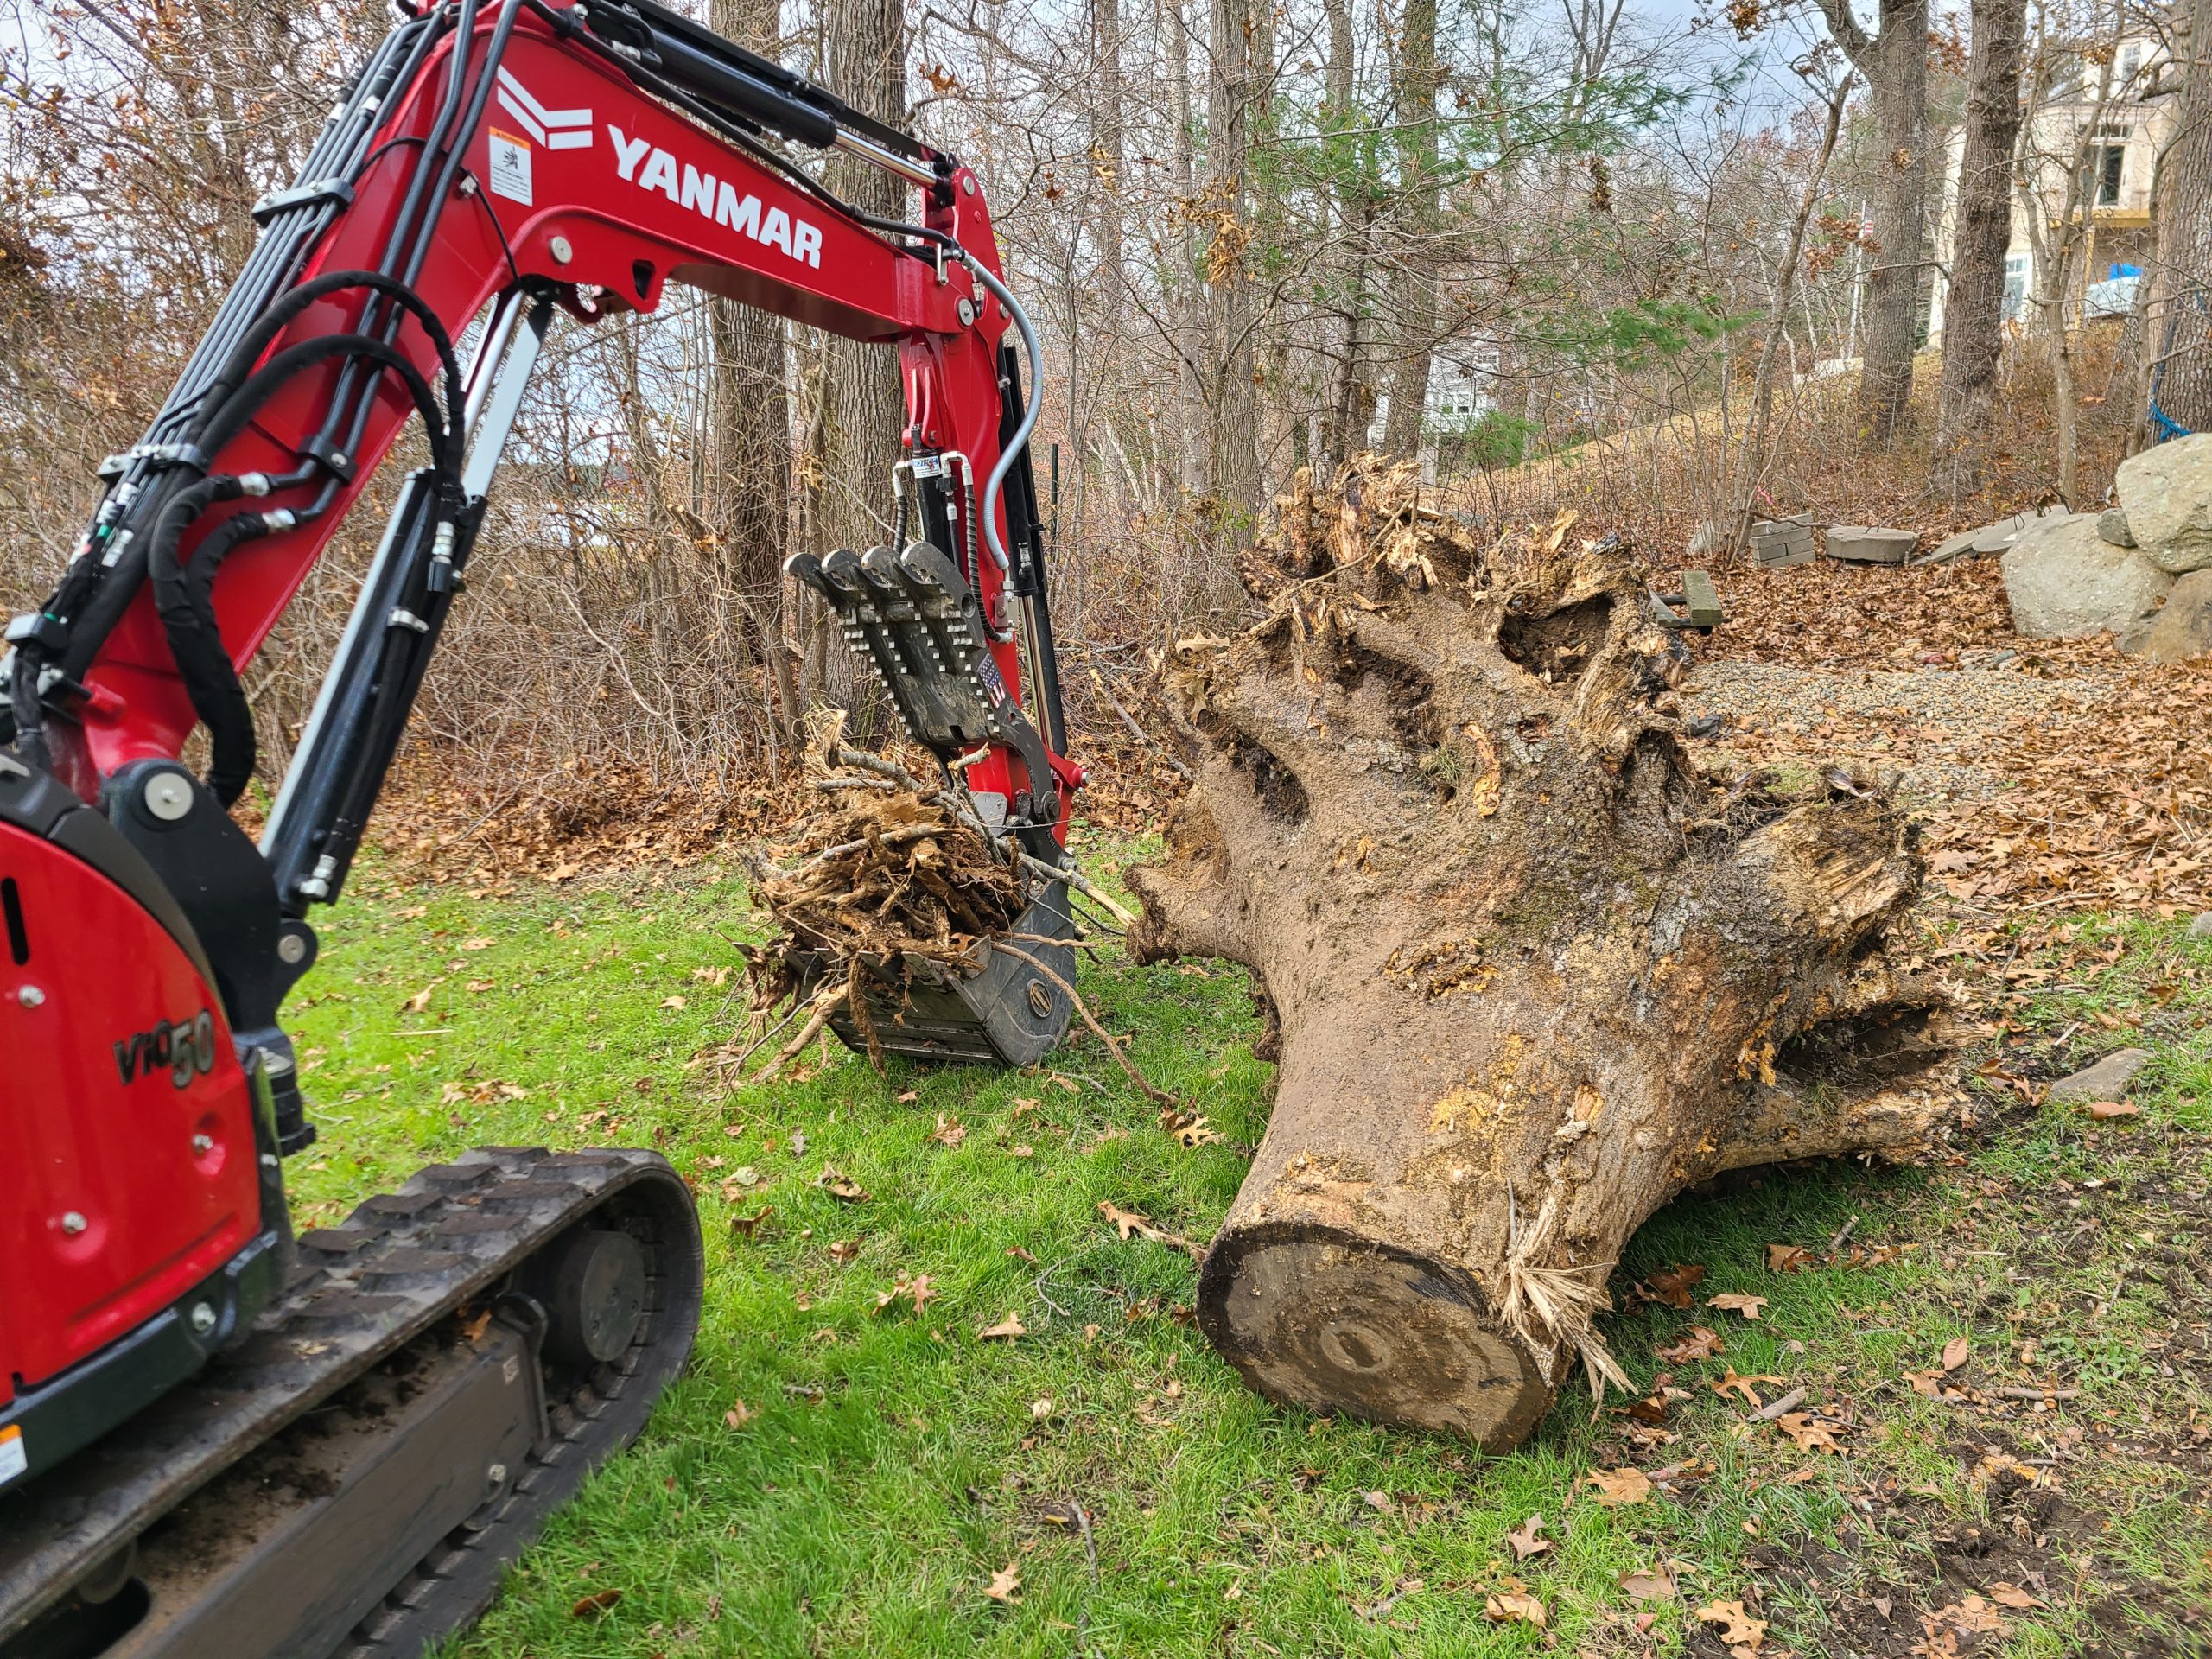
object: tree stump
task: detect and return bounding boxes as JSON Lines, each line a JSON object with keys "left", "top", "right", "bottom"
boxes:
{"left": 1130, "top": 460, "right": 1960, "bottom": 1448}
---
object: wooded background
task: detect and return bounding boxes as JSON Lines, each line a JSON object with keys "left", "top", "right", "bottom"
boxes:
{"left": 0, "top": 0, "right": 2204, "bottom": 803}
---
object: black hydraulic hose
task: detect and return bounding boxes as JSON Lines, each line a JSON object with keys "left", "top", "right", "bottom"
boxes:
{"left": 197, "top": 270, "right": 464, "bottom": 443}
{"left": 377, "top": 0, "right": 477, "bottom": 281}
{"left": 199, "top": 334, "right": 455, "bottom": 476}
{"left": 148, "top": 336, "right": 456, "bottom": 800}
{"left": 147, "top": 475, "right": 258, "bottom": 803}
{"left": 402, "top": 0, "right": 525, "bottom": 288}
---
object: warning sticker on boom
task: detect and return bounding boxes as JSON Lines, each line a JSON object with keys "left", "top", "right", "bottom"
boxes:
{"left": 0, "top": 1426, "right": 24, "bottom": 1487}
{"left": 486, "top": 128, "right": 533, "bottom": 207}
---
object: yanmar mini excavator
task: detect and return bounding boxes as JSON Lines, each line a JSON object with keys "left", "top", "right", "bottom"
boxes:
{"left": 0, "top": 1, "right": 1078, "bottom": 1650}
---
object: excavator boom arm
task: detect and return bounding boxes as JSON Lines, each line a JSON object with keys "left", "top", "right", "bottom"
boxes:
{"left": 6, "top": 0, "right": 1071, "bottom": 915}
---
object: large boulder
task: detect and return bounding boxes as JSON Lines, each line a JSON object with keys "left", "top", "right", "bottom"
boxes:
{"left": 2001, "top": 513, "right": 2173, "bottom": 638}
{"left": 2134, "top": 569, "right": 2212, "bottom": 663}
{"left": 2116, "top": 434, "right": 2212, "bottom": 574}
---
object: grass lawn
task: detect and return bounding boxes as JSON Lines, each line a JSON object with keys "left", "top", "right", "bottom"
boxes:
{"left": 285, "top": 836, "right": 2212, "bottom": 1658}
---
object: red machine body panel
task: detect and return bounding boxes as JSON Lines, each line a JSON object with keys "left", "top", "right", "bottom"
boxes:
{"left": 0, "top": 823, "right": 259, "bottom": 1395}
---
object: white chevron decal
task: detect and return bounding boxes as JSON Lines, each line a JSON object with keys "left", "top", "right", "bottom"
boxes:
{"left": 495, "top": 67, "right": 593, "bottom": 150}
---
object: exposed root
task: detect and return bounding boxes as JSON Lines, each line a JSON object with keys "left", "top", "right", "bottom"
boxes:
{"left": 990, "top": 939, "right": 1174, "bottom": 1107}
{"left": 1498, "top": 1189, "right": 1630, "bottom": 1405}
{"left": 728, "top": 767, "right": 1033, "bottom": 1083}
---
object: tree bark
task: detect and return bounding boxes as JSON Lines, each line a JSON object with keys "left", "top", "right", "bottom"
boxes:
{"left": 1822, "top": 0, "right": 1932, "bottom": 444}
{"left": 2152, "top": 0, "right": 2212, "bottom": 435}
{"left": 1204, "top": 0, "right": 1261, "bottom": 522}
{"left": 1934, "top": 0, "right": 2028, "bottom": 478}
{"left": 709, "top": 0, "right": 797, "bottom": 745}
{"left": 817, "top": 0, "right": 907, "bottom": 562}
{"left": 1131, "top": 462, "right": 1959, "bottom": 1446}
{"left": 1379, "top": 0, "right": 1441, "bottom": 462}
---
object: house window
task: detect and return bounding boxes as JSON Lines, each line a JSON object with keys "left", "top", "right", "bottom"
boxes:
{"left": 2003, "top": 252, "right": 2030, "bottom": 321}
{"left": 2094, "top": 126, "right": 2130, "bottom": 206}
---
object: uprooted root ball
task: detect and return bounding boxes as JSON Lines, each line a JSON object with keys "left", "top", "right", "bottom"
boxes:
{"left": 734, "top": 782, "right": 1031, "bottom": 1079}
{"left": 1130, "top": 455, "right": 1965, "bottom": 1448}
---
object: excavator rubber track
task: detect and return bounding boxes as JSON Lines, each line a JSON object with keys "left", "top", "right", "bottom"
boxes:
{"left": 0, "top": 1146, "right": 703, "bottom": 1659}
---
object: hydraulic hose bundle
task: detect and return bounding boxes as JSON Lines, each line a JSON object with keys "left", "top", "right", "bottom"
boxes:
{"left": 147, "top": 272, "right": 465, "bottom": 804}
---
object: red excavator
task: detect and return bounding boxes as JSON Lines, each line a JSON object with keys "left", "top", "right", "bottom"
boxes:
{"left": 0, "top": 1, "right": 1078, "bottom": 1650}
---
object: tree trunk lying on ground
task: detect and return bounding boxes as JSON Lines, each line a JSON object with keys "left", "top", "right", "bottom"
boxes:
{"left": 1129, "top": 460, "right": 1961, "bottom": 1448}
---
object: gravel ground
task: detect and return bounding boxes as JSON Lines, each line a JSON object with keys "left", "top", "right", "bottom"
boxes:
{"left": 1682, "top": 655, "right": 2113, "bottom": 805}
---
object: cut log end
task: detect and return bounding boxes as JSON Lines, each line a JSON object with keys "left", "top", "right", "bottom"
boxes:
{"left": 1198, "top": 1225, "right": 1554, "bottom": 1447}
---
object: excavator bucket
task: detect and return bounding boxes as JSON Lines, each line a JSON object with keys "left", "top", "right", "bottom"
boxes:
{"left": 785, "top": 539, "right": 1077, "bottom": 1067}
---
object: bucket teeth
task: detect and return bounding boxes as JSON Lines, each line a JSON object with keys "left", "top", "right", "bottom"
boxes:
{"left": 785, "top": 541, "right": 1058, "bottom": 810}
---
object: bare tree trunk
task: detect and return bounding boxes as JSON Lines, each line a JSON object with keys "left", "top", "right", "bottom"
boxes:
{"left": 1822, "top": 0, "right": 1932, "bottom": 444}
{"left": 1934, "top": 0, "right": 2028, "bottom": 480}
{"left": 1131, "top": 463, "right": 1956, "bottom": 1447}
{"left": 2153, "top": 0, "right": 2212, "bottom": 434}
{"left": 1168, "top": 0, "right": 1207, "bottom": 493}
{"left": 813, "top": 0, "right": 907, "bottom": 723}
{"left": 1380, "top": 0, "right": 1441, "bottom": 461}
{"left": 1318, "top": 0, "right": 1370, "bottom": 471}
{"left": 1204, "top": 0, "right": 1260, "bottom": 522}
{"left": 818, "top": 0, "right": 907, "bottom": 564}
{"left": 709, "top": 0, "right": 798, "bottom": 744}
{"left": 1729, "top": 73, "right": 1854, "bottom": 554}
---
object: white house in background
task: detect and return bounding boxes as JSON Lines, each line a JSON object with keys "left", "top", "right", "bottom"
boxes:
{"left": 1929, "top": 33, "right": 2178, "bottom": 339}
{"left": 1366, "top": 345, "right": 1503, "bottom": 476}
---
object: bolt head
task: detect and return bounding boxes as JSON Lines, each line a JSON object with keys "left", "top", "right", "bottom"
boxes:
{"left": 59, "top": 1211, "right": 87, "bottom": 1236}
{"left": 961, "top": 175, "right": 975, "bottom": 194}
{"left": 16, "top": 984, "right": 44, "bottom": 1008}
{"left": 188, "top": 1301, "right": 217, "bottom": 1335}
{"left": 143, "top": 771, "right": 194, "bottom": 822}
{"left": 957, "top": 296, "right": 976, "bottom": 327}
{"left": 192, "top": 1133, "right": 214, "bottom": 1155}
{"left": 277, "top": 932, "right": 308, "bottom": 965}
{"left": 549, "top": 234, "right": 574, "bottom": 264}
{"left": 486, "top": 1462, "right": 509, "bottom": 1487}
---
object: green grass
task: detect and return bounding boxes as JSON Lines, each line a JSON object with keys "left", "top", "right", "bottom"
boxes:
{"left": 285, "top": 846, "right": 2212, "bottom": 1658}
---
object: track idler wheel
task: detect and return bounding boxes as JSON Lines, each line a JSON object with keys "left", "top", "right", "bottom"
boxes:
{"left": 524, "top": 1228, "right": 647, "bottom": 1370}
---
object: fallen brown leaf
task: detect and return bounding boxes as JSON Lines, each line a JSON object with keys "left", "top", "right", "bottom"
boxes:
{"left": 1713, "top": 1368, "right": 1786, "bottom": 1408}
{"left": 1506, "top": 1514, "right": 1551, "bottom": 1560}
{"left": 1619, "top": 1565, "right": 1676, "bottom": 1601}
{"left": 1765, "top": 1243, "right": 1815, "bottom": 1273}
{"left": 814, "top": 1165, "right": 869, "bottom": 1202}
{"left": 1986, "top": 1583, "right": 2043, "bottom": 1610}
{"left": 1695, "top": 1599, "right": 1767, "bottom": 1648}
{"left": 1157, "top": 1108, "right": 1224, "bottom": 1147}
{"left": 1775, "top": 1412, "right": 1843, "bottom": 1453}
{"left": 723, "top": 1399, "right": 755, "bottom": 1429}
{"left": 930, "top": 1115, "right": 967, "bottom": 1147}
{"left": 1484, "top": 1588, "right": 1546, "bottom": 1627}
{"left": 1657, "top": 1325, "right": 1725, "bottom": 1363}
{"left": 1942, "top": 1335, "right": 1972, "bottom": 1371}
{"left": 978, "top": 1312, "right": 1028, "bottom": 1341}
{"left": 1586, "top": 1466, "right": 1652, "bottom": 1506}
{"left": 1708, "top": 1292, "right": 1769, "bottom": 1320}
{"left": 1642, "top": 1263, "right": 1707, "bottom": 1307}
{"left": 982, "top": 1561, "right": 1021, "bottom": 1603}
{"left": 569, "top": 1588, "right": 622, "bottom": 1618}
{"left": 2087, "top": 1099, "right": 2141, "bottom": 1119}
